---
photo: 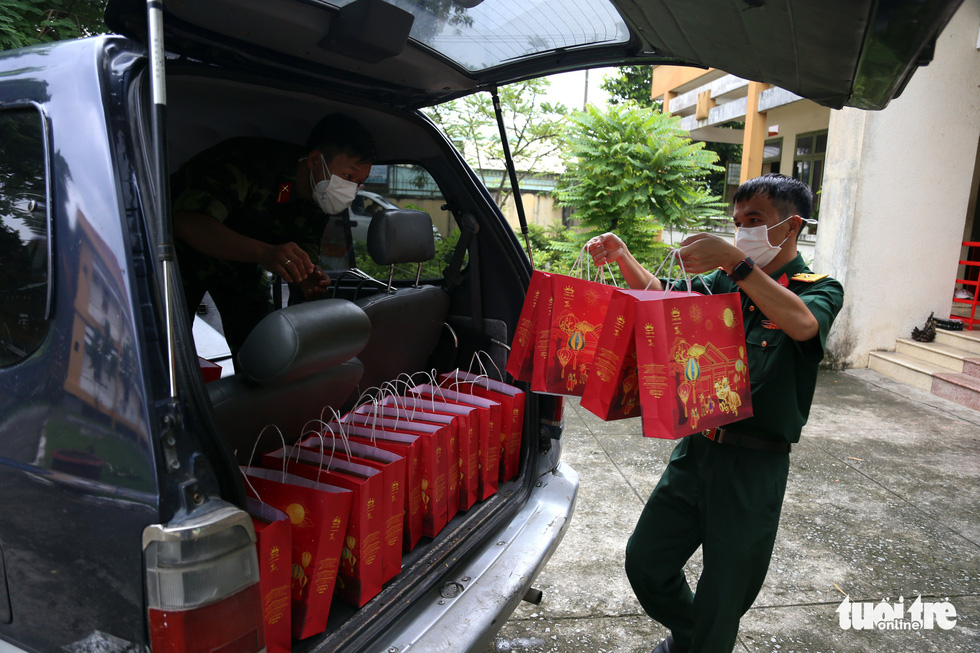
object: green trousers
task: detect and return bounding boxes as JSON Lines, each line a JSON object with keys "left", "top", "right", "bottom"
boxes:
{"left": 625, "top": 434, "right": 789, "bottom": 653}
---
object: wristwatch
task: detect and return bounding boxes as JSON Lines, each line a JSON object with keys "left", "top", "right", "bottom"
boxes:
{"left": 727, "top": 257, "right": 755, "bottom": 282}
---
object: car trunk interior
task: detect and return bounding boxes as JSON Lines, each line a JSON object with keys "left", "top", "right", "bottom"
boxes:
{"left": 160, "top": 68, "right": 536, "bottom": 649}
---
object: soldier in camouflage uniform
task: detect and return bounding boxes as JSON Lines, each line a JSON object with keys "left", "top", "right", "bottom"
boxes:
{"left": 172, "top": 113, "right": 376, "bottom": 358}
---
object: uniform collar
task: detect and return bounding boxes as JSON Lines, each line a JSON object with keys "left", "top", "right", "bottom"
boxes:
{"left": 767, "top": 253, "right": 808, "bottom": 280}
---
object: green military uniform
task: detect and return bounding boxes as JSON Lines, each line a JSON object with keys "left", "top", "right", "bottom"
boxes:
{"left": 172, "top": 138, "right": 342, "bottom": 355}
{"left": 625, "top": 253, "right": 844, "bottom": 652}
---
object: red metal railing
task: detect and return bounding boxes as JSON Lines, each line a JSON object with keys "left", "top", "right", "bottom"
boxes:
{"left": 952, "top": 240, "right": 980, "bottom": 330}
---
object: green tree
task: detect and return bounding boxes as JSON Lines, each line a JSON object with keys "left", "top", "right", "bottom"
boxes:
{"left": 555, "top": 102, "right": 726, "bottom": 269}
{"left": 425, "top": 78, "right": 567, "bottom": 209}
{"left": 0, "top": 0, "right": 106, "bottom": 50}
{"left": 600, "top": 65, "right": 658, "bottom": 108}
{"left": 602, "top": 65, "right": 741, "bottom": 201}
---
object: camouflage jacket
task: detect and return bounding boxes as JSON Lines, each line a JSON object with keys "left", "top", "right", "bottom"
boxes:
{"left": 172, "top": 137, "right": 328, "bottom": 281}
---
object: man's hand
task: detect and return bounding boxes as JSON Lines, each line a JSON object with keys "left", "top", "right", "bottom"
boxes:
{"left": 259, "top": 243, "right": 315, "bottom": 284}
{"left": 677, "top": 233, "right": 744, "bottom": 275}
{"left": 586, "top": 233, "right": 629, "bottom": 267}
{"left": 586, "top": 232, "right": 660, "bottom": 290}
{"left": 299, "top": 266, "right": 332, "bottom": 300}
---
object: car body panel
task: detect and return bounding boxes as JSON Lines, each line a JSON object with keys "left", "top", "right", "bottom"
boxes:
{"left": 105, "top": 0, "right": 963, "bottom": 110}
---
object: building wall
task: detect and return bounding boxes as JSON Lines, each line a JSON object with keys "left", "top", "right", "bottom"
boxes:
{"left": 765, "top": 102, "right": 832, "bottom": 175}
{"left": 500, "top": 191, "right": 563, "bottom": 231}
{"left": 815, "top": 0, "right": 980, "bottom": 367}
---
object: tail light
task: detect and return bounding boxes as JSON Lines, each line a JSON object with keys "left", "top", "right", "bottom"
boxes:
{"left": 143, "top": 501, "right": 265, "bottom": 653}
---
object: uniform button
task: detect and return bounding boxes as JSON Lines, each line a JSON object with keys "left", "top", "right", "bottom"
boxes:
{"left": 749, "top": 305, "right": 756, "bottom": 311}
{"left": 762, "top": 340, "right": 768, "bottom": 348}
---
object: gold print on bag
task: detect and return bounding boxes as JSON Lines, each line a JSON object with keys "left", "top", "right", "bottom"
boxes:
{"left": 292, "top": 550, "right": 314, "bottom": 596}
{"left": 421, "top": 478, "right": 430, "bottom": 512}
{"left": 342, "top": 536, "right": 358, "bottom": 572}
{"left": 668, "top": 331, "right": 750, "bottom": 427}
{"left": 285, "top": 502, "right": 314, "bottom": 528}
{"left": 714, "top": 376, "right": 742, "bottom": 414}
{"left": 557, "top": 312, "right": 601, "bottom": 382}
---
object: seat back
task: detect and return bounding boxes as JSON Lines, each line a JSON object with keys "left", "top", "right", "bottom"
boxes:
{"left": 208, "top": 298, "right": 370, "bottom": 461}
{"left": 355, "top": 210, "right": 449, "bottom": 394}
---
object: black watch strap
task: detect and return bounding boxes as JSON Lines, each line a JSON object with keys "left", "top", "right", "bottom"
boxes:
{"left": 727, "top": 257, "right": 755, "bottom": 282}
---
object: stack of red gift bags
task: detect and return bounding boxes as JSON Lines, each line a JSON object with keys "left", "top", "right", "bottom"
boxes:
{"left": 237, "top": 364, "right": 527, "bottom": 650}
{"left": 507, "top": 255, "right": 753, "bottom": 439}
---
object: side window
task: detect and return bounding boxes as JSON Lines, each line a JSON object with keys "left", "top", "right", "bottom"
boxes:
{"left": 0, "top": 107, "right": 50, "bottom": 365}
{"left": 340, "top": 163, "right": 460, "bottom": 281}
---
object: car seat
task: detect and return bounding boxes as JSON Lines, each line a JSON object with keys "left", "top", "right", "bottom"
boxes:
{"left": 207, "top": 298, "right": 370, "bottom": 462}
{"left": 353, "top": 209, "right": 450, "bottom": 396}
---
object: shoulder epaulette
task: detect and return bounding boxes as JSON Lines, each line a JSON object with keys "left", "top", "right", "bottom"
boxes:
{"left": 791, "top": 272, "right": 828, "bottom": 283}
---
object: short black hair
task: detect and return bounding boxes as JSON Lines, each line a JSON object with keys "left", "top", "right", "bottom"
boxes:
{"left": 306, "top": 113, "right": 377, "bottom": 163}
{"left": 733, "top": 173, "right": 814, "bottom": 222}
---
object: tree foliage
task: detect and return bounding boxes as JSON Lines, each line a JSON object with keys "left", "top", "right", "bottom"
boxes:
{"left": 555, "top": 102, "right": 726, "bottom": 269}
{"left": 0, "top": 0, "right": 106, "bottom": 50}
{"left": 600, "top": 65, "right": 658, "bottom": 108}
{"left": 602, "top": 65, "right": 741, "bottom": 200}
{"left": 425, "top": 78, "right": 567, "bottom": 209}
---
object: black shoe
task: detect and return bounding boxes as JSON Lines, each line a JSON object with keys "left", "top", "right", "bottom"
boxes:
{"left": 652, "top": 635, "right": 687, "bottom": 653}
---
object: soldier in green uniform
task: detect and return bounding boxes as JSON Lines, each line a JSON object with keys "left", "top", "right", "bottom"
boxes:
{"left": 172, "top": 113, "right": 376, "bottom": 357}
{"left": 588, "top": 174, "right": 844, "bottom": 653}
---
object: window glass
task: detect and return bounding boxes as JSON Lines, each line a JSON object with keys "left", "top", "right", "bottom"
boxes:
{"left": 762, "top": 138, "right": 782, "bottom": 162}
{"left": 324, "top": 163, "right": 459, "bottom": 285}
{"left": 0, "top": 107, "right": 50, "bottom": 365}
{"left": 814, "top": 132, "right": 828, "bottom": 154}
{"left": 795, "top": 134, "right": 812, "bottom": 157}
{"left": 331, "top": 0, "right": 631, "bottom": 72}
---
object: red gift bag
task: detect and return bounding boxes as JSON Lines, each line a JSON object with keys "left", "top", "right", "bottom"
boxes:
{"left": 358, "top": 402, "right": 461, "bottom": 524}
{"left": 343, "top": 413, "right": 449, "bottom": 539}
{"left": 325, "top": 424, "right": 424, "bottom": 553}
{"left": 506, "top": 270, "right": 551, "bottom": 382}
{"left": 261, "top": 448, "right": 385, "bottom": 608}
{"left": 241, "top": 467, "right": 352, "bottom": 640}
{"left": 384, "top": 394, "right": 480, "bottom": 511}
{"left": 634, "top": 291, "right": 753, "bottom": 438}
{"left": 246, "top": 498, "right": 291, "bottom": 653}
{"left": 298, "top": 435, "right": 405, "bottom": 585}
{"left": 198, "top": 356, "right": 222, "bottom": 383}
{"left": 411, "top": 384, "right": 500, "bottom": 500}
{"left": 439, "top": 370, "right": 525, "bottom": 483}
{"left": 581, "top": 289, "right": 695, "bottom": 421}
{"left": 531, "top": 273, "right": 615, "bottom": 396}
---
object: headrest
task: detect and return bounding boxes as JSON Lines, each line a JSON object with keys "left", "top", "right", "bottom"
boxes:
{"left": 367, "top": 209, "right": 436, "bottom": 266}
{"left": 236, "top": 299, "right": 371, "bottom": 385}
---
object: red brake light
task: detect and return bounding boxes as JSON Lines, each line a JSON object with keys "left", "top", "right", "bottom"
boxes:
{"left": 144, "top": 502, "right": 265, "bottom": 653}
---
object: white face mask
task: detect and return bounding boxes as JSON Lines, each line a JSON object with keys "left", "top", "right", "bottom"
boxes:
{"left": 310, "top": 155, "right": 358, "bottom": 215}
{"left": 734, "top": 216, "right": 795, "bottom": 268}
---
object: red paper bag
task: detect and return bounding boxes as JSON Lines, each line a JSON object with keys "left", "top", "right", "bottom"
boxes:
{"left": 439, "top": 370, "right": 525, "bottom": 483}
{"left": 634, "top": 291, "right": 753, "bottom": 438}
{"left": 411, "top": 384, "right": 500, "bottom": 500}
{"left": 506, "top": 270, "right": 551, "bottom": 382}
{"left": 261, "top": 449, "right": 385, "bottom": 608}
{"left": 323, "top": 424, "right": 424, "bottom": 553}
{"left": 343, "top": 414, "right": 449, "bottom": 539}
{"left": 359, "top": 402, "right": 461, "bottom": 524}
{"left": 298, "top": 435, "right": 405, "bottom": 585}
{"left": 241, "top": 467, "right": 352, "bottom": 640}
{"left": 198, "top": 356, "right": 222, "bottom": 383}
{"left": 531, "top": 274, "right": 615, "bottom": 396}
{"left": 383, "top": 394, "right": 480, "bottom": 511}
{"left": 580, "top": 289, "right": 691, "bottom": 421}
{"left": 246, "top": 498, "right": 291, "bottom": 653}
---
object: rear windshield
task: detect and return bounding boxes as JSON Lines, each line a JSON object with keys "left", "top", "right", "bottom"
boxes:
{"left": 333, "top": 0, "right": 631, "bottom": 71}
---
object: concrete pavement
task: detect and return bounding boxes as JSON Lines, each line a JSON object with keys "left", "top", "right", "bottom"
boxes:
{"left": 486, "top": 369, "right": 980, "bottom": 652}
